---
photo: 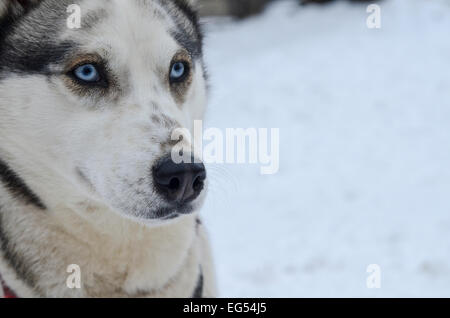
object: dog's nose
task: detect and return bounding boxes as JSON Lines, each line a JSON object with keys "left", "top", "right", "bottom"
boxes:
{"left": 153, "top": 156, "right": 206, "bottom": 204}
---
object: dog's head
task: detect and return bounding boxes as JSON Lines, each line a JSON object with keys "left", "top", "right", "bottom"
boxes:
{"left": 0, "top": 0, "right": 208, "bottom": 223}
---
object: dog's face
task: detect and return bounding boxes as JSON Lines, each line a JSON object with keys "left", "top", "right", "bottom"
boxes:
{"left": 0, "top": 0, "right": 208, "bottom": 222}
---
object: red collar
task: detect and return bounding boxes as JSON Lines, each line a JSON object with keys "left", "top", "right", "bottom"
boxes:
{"left": 1, "top": 275, "right": 18, "bottom": 298}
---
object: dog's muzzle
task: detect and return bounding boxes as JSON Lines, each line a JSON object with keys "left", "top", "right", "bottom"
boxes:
{"left": 153, "top": 155, "right": 206, "bottom": 217}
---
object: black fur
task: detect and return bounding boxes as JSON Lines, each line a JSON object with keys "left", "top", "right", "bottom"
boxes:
{"left": 0, "top": 158, "right": 46, "bottom": 209}
{"left": 0, "top": 0, "right": 75, "bottom": 77}
{"left": 172, "top": 0, "right": 204, "bottom": 44}
{"left": 0, "top": 208, "right": 39, "bottom": 296}
{"left": 192, "top": 266, "right": 203, "bottom": 298}
{"left": 0, "top": 0, "right": 41, "bottom": 37}
{"left": 172, "top": 29, "right": 202, "bottom": 60}
{"left": 0, "top": 40, "right": 74, "bottom": 76}
{"left": 165, "top": 0, "right": 204, "bottom": 59}
{"left": 0, "top": 0, "right": 203, "bottom": 75}
{"left": 0, "top": 0, "right": 41, "bottom": 56}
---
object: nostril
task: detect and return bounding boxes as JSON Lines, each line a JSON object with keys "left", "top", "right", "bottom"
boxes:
{"left": 192, "top": 176, "right": 204, "bottom": 192}
{"left": 192, "top": 171, "right": 206, "bottom": 192}
{"left": 168, "top": 177, "right": 180, "bottom": 191}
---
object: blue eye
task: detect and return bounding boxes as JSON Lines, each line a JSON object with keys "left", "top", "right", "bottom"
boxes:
{"left": 73, "top": 64, "right": 100, "bottom": 82}
{"left": 170, "top": 62, "right": 187, "bottom": 82}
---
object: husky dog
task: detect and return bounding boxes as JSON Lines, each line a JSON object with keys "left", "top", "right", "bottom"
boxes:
{"left": 0, "top": 0, "right": 216, "bottom": 297}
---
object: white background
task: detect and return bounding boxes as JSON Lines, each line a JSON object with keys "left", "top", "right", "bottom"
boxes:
{"left": 201, "top": 0, "right": 450, "bottom": 297}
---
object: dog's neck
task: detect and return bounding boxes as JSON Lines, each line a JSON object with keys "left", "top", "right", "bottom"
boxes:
{"left": 0, "top": 168, "right": 200, "bottom": 297}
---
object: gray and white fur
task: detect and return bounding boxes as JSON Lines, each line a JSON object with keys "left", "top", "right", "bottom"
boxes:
{"left": 0, "top": 0, "right": 216, "bottom": 297}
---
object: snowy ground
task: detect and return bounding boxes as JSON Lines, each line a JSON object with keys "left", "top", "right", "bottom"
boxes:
{"left": 200, "top": 0, "right": 450, "bottom": 297}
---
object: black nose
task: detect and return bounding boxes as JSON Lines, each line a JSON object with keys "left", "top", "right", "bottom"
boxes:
{"left": 153, "top": 156, "right": 206, "bottom": 204}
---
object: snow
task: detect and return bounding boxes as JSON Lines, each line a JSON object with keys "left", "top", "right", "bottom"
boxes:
{"left": 200, "top": 0, "right": 450, "bottom": 297}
